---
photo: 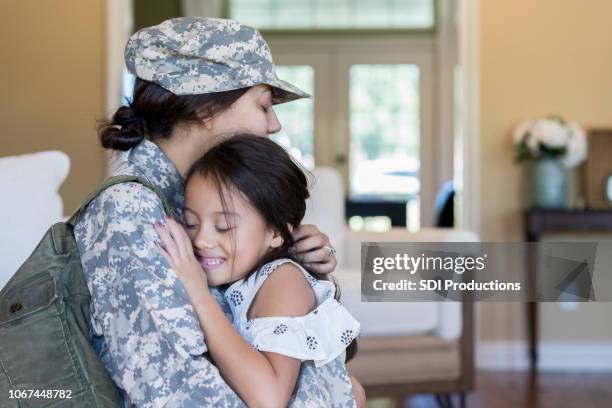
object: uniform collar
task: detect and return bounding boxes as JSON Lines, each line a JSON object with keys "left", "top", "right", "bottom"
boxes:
{"left": 127, "top": 139, "right": 185, "bottom": 214}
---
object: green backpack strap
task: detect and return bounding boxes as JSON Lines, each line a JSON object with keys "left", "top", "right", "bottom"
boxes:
{"left": 67, "top": 175, "right": 175, "bottom": 226}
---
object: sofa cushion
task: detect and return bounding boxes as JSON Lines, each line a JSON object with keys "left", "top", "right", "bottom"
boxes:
{"left": 347, "top": 335, "right": 461, "bottom": 385}
{"left": 335, "top": 268, "right": 440, "bottom": 336}
{"left": 303, "top": 167, "right": 346, "bottom": 259}
{"left": 0, "top": 151, "right": 70, "bottom": 288}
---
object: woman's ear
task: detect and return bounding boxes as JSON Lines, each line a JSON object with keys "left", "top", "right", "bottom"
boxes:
{"left": 201, "top": 116, "right": 214, "bottom": 131}
{"left": 195, "top": 107, "right": 215, "bottom": 130}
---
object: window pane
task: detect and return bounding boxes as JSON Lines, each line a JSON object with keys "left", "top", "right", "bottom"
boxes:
{"left": 349, "top": 64, "right": 420, "bottom": 203}
{"left": 271, "top": 66, "right": 315, "bottom": 169}
{"left": 230, "top": 0, "right": 434, "bottom": 30}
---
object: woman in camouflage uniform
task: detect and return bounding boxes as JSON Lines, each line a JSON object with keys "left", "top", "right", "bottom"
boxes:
{"left": 73, "top": 17, "right": 362, "bottom": 407}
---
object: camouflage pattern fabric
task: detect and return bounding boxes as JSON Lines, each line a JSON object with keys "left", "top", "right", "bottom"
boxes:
{"left": 74, "top": 139, "right": 356, "bottom": 407}
{"left": 125, "top": 17, "right": 309, "bottom": 104}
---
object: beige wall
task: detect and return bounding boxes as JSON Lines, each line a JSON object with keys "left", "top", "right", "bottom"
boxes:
{"left": 0, "top": 0, "right": 107, "bottom": 212}
{"left": 479, "top": 0, "right": 612, "bottom": 341}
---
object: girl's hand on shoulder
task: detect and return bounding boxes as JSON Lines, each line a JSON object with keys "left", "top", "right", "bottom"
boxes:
{"left": 290, "top": 224, "right": 337, "bottom": 275}
{"left": 154, "top": 215, "right": 209, "bottom": 297}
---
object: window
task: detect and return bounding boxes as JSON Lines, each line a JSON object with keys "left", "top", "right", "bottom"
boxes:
{"left": 228, "top": 0, "right": 435, "bottom": 30}
{"left": 348, "top": 64, "right": 420, "bottom": 202}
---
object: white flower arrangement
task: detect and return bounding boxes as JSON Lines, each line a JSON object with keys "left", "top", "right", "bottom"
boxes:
{"left": 513, "top": 116, "right": 587, "bottom": 168}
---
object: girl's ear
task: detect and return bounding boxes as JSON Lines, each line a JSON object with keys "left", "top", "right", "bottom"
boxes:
{"left": 269, "top": 229, "right": 284, "bottom": 249}
{"left": 270, "top": 223, "right": 294, "bottom": 248}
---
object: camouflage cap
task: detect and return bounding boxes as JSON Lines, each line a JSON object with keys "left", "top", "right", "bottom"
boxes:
{"left": 125, "top": 17, "right": 309, "bottom": 104}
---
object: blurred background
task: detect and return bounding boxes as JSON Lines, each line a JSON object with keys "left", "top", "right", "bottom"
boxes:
{"left": 1, "top": 1, "right": 612, "bottom": 407}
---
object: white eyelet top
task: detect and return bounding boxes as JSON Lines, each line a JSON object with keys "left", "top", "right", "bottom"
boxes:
{"left": 223, "top": 258, "right": 360, "bottom": 368}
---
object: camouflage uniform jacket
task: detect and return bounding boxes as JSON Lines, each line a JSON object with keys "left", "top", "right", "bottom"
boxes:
{"left": 74, "top": 140, "right": 242, "bottom": 407}
{"left": 74, "top": 139, "right": 356, "bottom": 407}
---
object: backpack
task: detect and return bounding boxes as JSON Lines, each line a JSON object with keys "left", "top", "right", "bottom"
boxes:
{"left": 0, "top": 175, "right": 173, "bottom": 408}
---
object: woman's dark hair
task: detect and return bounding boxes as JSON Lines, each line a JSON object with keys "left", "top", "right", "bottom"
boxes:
{"left": 98, "top": 78, "right": 250, "bottom": 151}
{"left": 185, "top": 134, "right": 357, "bottom": 361}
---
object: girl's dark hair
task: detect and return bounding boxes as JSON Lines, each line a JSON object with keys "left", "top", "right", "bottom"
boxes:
{"left": 185, "top": 134, "right": 357, "bottom": 362}
{"left": 98, "top": 78, "right": 250, "bottom": 151}
{"left": 186, "top": 135, "right": 308, "bottom": 266}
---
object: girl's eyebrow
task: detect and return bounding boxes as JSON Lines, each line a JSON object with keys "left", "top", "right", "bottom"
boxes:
{"left": 214, "top": 211, "right": 240, "bottom": 217}
{"left": 184, "top": 207, "right": 240, "bottom": 217}
{"left": 184, "top": 207, "right": 199, "bottom": 216}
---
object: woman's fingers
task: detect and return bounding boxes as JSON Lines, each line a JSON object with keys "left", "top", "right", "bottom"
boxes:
{"left": 291, "top": 224, "right": 319, "bottom": 242}
{"left": 291, "top": 224, "right": 336, "bottom": 274}
{"left": 303, "top": 257, "right": 336, "bottom": 274}
{"left": 295, "top": 247, "right": 329, "bottom": 264}
{"left": 292, "top": 229, "right": 329, "bottom": 255}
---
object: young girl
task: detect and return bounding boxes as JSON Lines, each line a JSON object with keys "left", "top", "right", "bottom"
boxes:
{"left": 154, "top": 135, "right": 363, "bottom": 407}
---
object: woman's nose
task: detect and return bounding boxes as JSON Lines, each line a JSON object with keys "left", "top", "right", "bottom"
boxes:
{"left": 267, "top": 108, "right": 281, "bottom": 134}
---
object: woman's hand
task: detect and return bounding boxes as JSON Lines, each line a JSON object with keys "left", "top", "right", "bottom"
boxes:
{"left": 154, "top": 215, "right": 209, "bottom": 300}
{"left": 290, "top": 224, "right": 337, "bottom": 274}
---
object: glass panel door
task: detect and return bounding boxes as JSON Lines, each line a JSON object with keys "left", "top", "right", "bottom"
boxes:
{"left": 335, "top": 49, "right": 434, "bottom": 230}
{"left": 348, "top": 64, "right": 420, "bottom": 201}
{"left": 268, "top": 41, "right": 435, "bottom": 229}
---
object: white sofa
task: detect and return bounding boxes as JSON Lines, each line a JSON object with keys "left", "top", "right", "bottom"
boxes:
{"left": 0, "top": 151, "right": 70, "bottom": 289}
{"left": 304, "top": 167, "right": 477, "bottom": 403}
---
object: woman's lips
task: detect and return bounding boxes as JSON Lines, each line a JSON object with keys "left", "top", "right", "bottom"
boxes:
{"left": 196, "top": 255, "right": 226, "bottom": 271}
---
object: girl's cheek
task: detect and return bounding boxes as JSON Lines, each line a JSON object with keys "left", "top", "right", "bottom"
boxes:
{"left": 185, "top": 228, "right": 197, "bottom": 242}
{"left": 218, "top": 231, "right": 235, "bottom": 255}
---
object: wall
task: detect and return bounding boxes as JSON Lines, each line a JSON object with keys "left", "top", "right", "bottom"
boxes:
{"left": 479, "top": 0, "right": 612, "bottom": 342}
{"left": 133, "top": 0, "right": 182, "bottom": 31}
{"left": 0, "top": 0, "right": 107, "bottom": 213}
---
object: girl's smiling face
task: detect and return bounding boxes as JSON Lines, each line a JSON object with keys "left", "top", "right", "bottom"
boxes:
{"left": 183, "top": 174, "right": 283, "bottom": 286}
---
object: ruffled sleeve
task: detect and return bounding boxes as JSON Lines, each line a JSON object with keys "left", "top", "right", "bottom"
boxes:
{"left": 246, "top": 298, "right": 360, "bottom": 368}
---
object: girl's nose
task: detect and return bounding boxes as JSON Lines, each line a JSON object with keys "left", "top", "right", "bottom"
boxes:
{"left": 194, "top": 234, "right": 217, "bottom": 250}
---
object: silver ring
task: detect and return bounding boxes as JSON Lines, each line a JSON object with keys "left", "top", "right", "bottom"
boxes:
{"left": 323, "top": 245, "right": 336, "bottom": 257}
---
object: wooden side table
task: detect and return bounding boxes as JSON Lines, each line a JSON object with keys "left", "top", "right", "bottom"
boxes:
{"left": 524, "top": 208, "right": 612, "bottom": 370}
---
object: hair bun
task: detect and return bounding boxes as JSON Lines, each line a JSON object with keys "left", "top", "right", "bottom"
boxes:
{"left": 99, "top": 106, "right": 147, "bottom": 151}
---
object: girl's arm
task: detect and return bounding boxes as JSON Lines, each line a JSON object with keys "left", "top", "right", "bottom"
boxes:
{"left": 349, "top": 375, "right": 367, "bottom": 408}
{"left": 155, "top": 217, "right": 316, "bottom": 407}
{"left": 192, "top": 264, "right": 315, "bottom": 407}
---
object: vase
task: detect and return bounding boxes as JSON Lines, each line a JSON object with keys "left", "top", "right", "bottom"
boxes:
{"left": 533, "top": 157, "right": 567, "bottom": 209}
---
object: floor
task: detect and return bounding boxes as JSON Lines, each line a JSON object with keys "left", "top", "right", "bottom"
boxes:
{"left": 367, "top": 371, "right": 612, "bottom": 408}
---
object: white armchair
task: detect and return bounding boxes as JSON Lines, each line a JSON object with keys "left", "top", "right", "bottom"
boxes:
{"left": 0, "top": 151, "right": 70, "bottom": 289}
{"left": 304, "top": 166, "right": 477, "bottom": 405}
